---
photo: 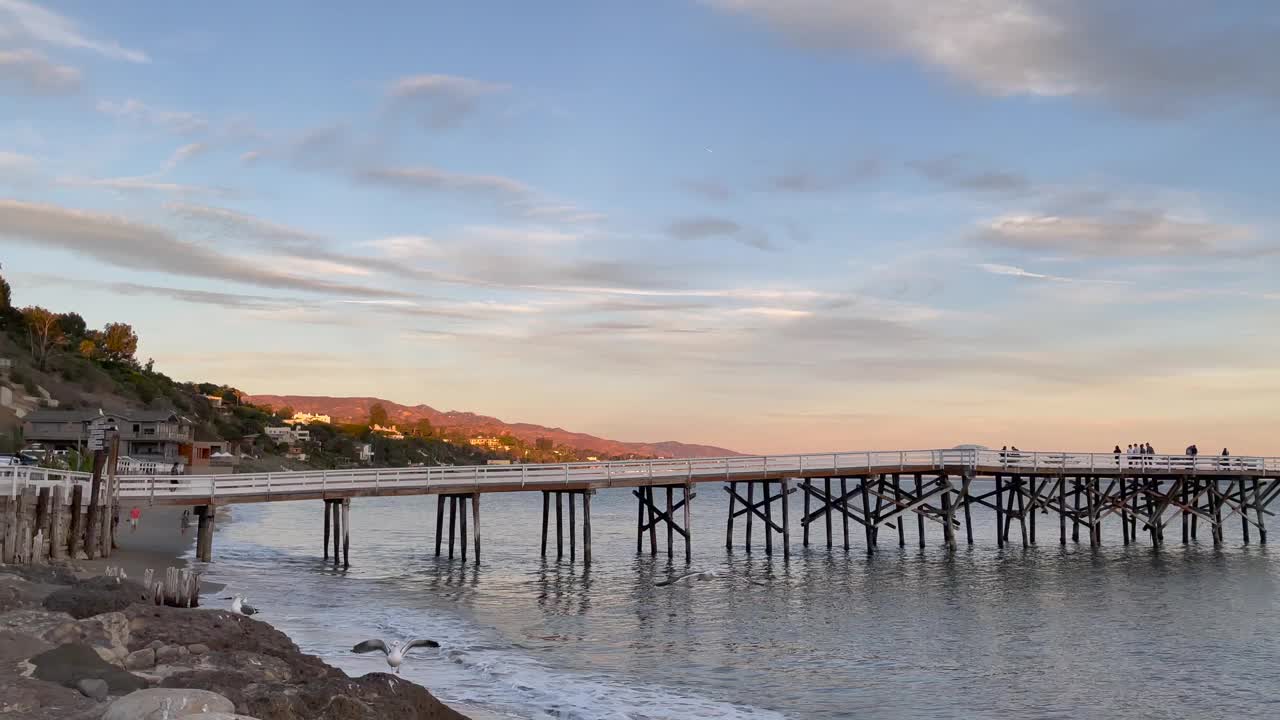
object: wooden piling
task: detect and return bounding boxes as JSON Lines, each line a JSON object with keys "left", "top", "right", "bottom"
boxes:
{"left": 448, "top": 496, "right": 457, "bottom": 558}
{"left": 1015, "top": 477, "right": 1028, "bottom": 547}
{"left": 1122, "top": 477, "right": 1132, "bottom": 544}
{"left": 764, "top": 480, "right": 774, "bottom": 555}
{"left": 438, "top": 495, "right": 448, "bottom": 556}
{"left": 472, "top": 493, "right": 481, "bottom": 563}
{"left": 1071, "top": 478, "right": 1081, "bottom": 543}
{"left": 1058, "top": 477, "right": 1066, "bottom": 545}
{"left": 330, "top": 499, "right": 341, "bottom": 564}
{"left": 962, "top": 472, "right": 974, "bottom": 545}
{"left": 683, "top": 483, "right": 693, "bottom": 564}
{"left": 69, "top": 485, "right": 84, "bottom": 559}
{"left": 666, "top": 487, "right": 674, "bottom": 559}
{"left": 1254, "top": 478, "right": 1267, "bottom": 544}
{"left": 824, "top": 478, "right": 833, "bottom": 549}
{"left": 323, "top": 499, "right": 331, "bottom": 560}
{"left": 1084, "top": 477, "right": 1096, "bottom": 548}
{"left": 554, "top": 492, "right": 563, "bottom": 559}
{"left": 894, "top": 474, "right": 905, "bottom": 547}
{"left": 569, "top": 490, "right": 577, "bottom": 559}
{"left": 459, "top": 494, "right": 468, "bottom": 561}
{"left": 1212, "top": 480, "right": 1224, "bottom": 546}
{"left": 745, "top": 481, "right": 754, "bottom": 552}
{"left": 802, "top": 479, "right": 811, "bottom": 547}
{"left": 725, "top": 481, "right": 736, "bottom": 550}
{"left": 995, "top": 474, "right": 1005, "bottom": 548}
{"left": 195, "top": 505, "right": 214, "bottom": 562}
{"left": 646, "top": 487, "right": 657, "bottom": 555}
{"left": 50, "top": 486, "right": 66, "bottom": 561}
{"left": 941, "top": 476, "right": 956, "bottom": 550}
{"left": 1238, "top": 479, "right": 1250, "bottom": 543}
{"left": 858, "top": 478, "right": 870, "bottom": 552}
{"left": 583, "top": 491, "right": 592, "bottom": 564}
{"left": 341, "top": 499, "right": 350, "bottom": 568}
{"left": 780, "top": 478, "right": 791, "bottom": 557}
{"left": 915, "top": 473, "right": 925, "bottom": 547}
{"left": 636, "top": 488, "right": 645, "bottom": 555}
{"left": 1190, "top": 478, "right": 1199, "bottom": 540}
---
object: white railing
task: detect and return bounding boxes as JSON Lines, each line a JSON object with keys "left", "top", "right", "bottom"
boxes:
{"left": 7, "top": 449, "right": 1280, "bottom": 505}
{"left": 2, "top": 467, "right": 97, "bottom": 503}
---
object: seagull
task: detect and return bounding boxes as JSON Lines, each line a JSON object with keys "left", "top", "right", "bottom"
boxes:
{"left": 221, "top": 594, "right": 259, "bottom": 616}
{"left": 655, "top": 570, "right": 767, "bottom": 587}
{"left": 352, "top": 638, "right": 441, "bottom": 674}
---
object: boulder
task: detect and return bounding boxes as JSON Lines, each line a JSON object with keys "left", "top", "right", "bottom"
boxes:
{"left": 125, "top": 648, "right": 156, "bottom": 670}
{"left": 0, "top": 673, "right": 100, "bottom": 719}
{"left": 102, "top": 688, "right": 236, "bottom": 720}
{"left": 0, "top": 608, "right": 76, "bottom": 639}
{"left": 157, "top": 645, "right": 182, "bottom": 663}
{"left": 188, "top": 644, "right": 210, "bottom": 655}
{"left": 0, "top": 629, "right": 54, "bottom": 665}
{"left": 40, "top": 611, "right": 132, "bottom": 664}
{"left": 76, "top": 677, "right": 109, "bottom": 701}
{"left": 28, "top": 642, "right": 147, "bottom": 695}
{"left": 43, "top": 577, "right": 149, "bottom": 619}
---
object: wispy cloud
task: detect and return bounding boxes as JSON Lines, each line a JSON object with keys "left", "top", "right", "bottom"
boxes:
{"left": 58, "top": 175, "right": 226, "bottom": 196}
{"left": 666, "top": 216, "right": 776, "bottom": 251}
{"left": 0, "top": 199, "right": 408, "bottom": 298}
{"left": 0, "top": 48, "right": 79, "bottom": 94}
{"left": 704, "top": 0, "right": 1280, "bottom": 114}
{"left": 0, "top": 0, "right": 148, "bottom": 63}
{"left": 682, "top": 179, "right": 734, "bottom": 202}
{"left": 976, "top": 211, "right": 1256, "bottom": 258}
{"left": 387, "top": 73, "right": 509, "bottom": 129}
{"left": 909, "top": 156, "right": 1031, "bottom": 195}
{"left": 161, "top": 142, "right": 208, "bottom": 172}
{"left": 357, "top": 164, "right": 599, "bottom": 224}
{"left": 96, "top": 99, "right": 207, "bottom": 135}
{"left": 767, "top": 157, "right": 881, "bottom": 193}
{"left": 976, "top": 263, "right": 1072, "bottom": 282}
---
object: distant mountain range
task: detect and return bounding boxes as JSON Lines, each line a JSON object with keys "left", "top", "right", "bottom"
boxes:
{"left": 244, "top": 395, "right": 742, "bottom": 459}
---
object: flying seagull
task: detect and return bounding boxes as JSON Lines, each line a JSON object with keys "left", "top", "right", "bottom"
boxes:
{"left": 221, "top": 594, "right": 259, "bottom": 616}
{"left": 655, "top": 570, "right": 767, "bottom": 587}
{"left": 352, "top": 638, "right": 441, "bottom": 674}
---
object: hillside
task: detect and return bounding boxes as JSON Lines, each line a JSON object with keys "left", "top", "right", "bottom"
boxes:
{"left": 245, "top": 395, "right": 743, "bottom": 459}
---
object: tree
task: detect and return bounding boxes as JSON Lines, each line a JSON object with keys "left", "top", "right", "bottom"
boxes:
{"left": 369, "top": 403, "right": 389, "bottom": 427}
{"left": 277, "top": 406, "right": 296, "bottom": 421}
{"left": 21, "top": 306, "right": 64, "bottom": 370}
{"left": 57, "top": 312, "right": 86, "bottom": 340}
{"left": 99, "top": 322, "right": 139, "bottom": 363}
{"left": 0, "top": 273, "right": 10, "bottom": 310}
{"left": 412, "top": 418, "right": 433, "bottom": 437}
{"left": 78, "top": 339, "right": 97, "bottom": 359}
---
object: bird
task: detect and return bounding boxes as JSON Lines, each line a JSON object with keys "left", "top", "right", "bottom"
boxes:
{"left": 655, "top": 570, "right": 767, "bottom": 587}
{"left": 352, "top": 638, "right": 441, "bottom": 674}
{"left": 221, "top": 594, "right": 259, "bottom": 616}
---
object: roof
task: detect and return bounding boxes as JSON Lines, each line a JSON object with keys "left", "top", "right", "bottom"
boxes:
{"left": 24, "top": 408, "right": 188, "bottom": 424}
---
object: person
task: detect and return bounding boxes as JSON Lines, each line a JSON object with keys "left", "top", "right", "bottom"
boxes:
{"left": 129, "top": 506, "right": 141, "bottom": 532}
{"left": 1221, "top": 448, "right": 1230, "bottom": 469}
{"left": 1113, "top": 445, "right": 1122, "bottom": 466}
{"left": 180, "top": 510, "right": 191, "bottom": 536}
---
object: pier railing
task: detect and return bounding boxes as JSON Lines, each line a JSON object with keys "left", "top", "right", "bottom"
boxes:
{"left": 7, "top": 449, "right": 1279, "bottom": 504}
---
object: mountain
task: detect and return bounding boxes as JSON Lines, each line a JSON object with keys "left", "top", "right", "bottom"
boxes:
{"left": 243, "top": 395, "right": 744, "bottom": 459}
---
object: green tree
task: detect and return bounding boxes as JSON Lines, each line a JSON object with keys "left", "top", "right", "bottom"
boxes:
{"left": 369, "top": 403, "right": 389, "bottom": 427}
{"left": 100, "top": 322, "right": 139, "bottom": 363}
{"left": 412, "top": 418, "right": 433, "bottom": 437}
{"left": 0, "top": 273, "right": 11, "bottom": 310}
{"left": 277, "top": 405, "right": 296, "bottom": 421}
{"left": 57, "top": 312, "right": 86, "bottom": 340}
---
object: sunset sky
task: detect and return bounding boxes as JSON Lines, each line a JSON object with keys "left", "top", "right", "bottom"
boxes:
{"left": 2, "top": 1, "right": 1277, "bottom": 455}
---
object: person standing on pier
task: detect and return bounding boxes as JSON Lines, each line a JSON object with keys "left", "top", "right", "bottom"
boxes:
{"left": 1114, "top": 446, "right": 1122, "bottom": 466}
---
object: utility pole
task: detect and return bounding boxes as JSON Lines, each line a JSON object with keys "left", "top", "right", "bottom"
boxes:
{"left": 83, "top": 421, "right": 117, "bottom": 559}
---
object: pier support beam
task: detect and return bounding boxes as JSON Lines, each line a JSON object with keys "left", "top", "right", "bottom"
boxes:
{"left": 724, "top": 480, "right": 794, "bottom": 556}
{"left": 635, "top": 484, "right": 694, "bottom": 563}
{"left": 342, "top": 499, "right": 351, "bottom": 568}
{"left": 195, "top": 505, "right": 215, "bottom": 562}
{"left": 435, "top": 493, "right": 481, "bottom": 564}
{"left": 541, "top": 490, "right": 593, "bottom": 564}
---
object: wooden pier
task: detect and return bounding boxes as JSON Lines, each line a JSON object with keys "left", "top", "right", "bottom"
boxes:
{"left": 5, "top": 449, "right": 1278, "bottom": 567}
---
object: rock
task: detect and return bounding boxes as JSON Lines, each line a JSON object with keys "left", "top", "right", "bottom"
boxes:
{"left": 0, "top": 673, "right": 100, "bottom": 719}
{"left": 179, "top": 645, "right": 191, "bottom": 657}
{"left": 28, "top": 642, "right": 148, "bottom": 695}
{"left": 0, "top": 572, "right": 64, "bottom": 613}
{"left": 76, "top": 677, "right": 109, "bottom": 701}
{"left": 102, "top": 688, "right": 236, "bottom": 720}
{"left": 125, "top": 648, "right": 156, "bottom": 670}
{"left": 199, "top": 715, "right": 263, "bottom": 720}
{"left": 188, "top": 644, "right": 210, "bottom": 655}
{"left": 129, "top": 617, "right": 148, "bottom": 633}
{"left": 0, "top": 608, "right": 76, "bottom": 639}
{"left": 43, "top": 576, "right": 149, "bottom": 619}
{"left": 156, "top": 645, "right": 182, "bottom": 663}
{"left": 149, "top": 639, "right": 166, "bottom": 650}
{"left": 41, "top": 611, "right": 131, "bottom": 665}
{"left": 0, "top": 629, "right": 54, "bottom": 665}
{"left": 46, "top": 621, "right": 82, "bottom": 644}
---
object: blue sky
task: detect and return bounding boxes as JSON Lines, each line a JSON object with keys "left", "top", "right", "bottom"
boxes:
{"left": 2, "top": 0, "right": 1278, "bottom": 454}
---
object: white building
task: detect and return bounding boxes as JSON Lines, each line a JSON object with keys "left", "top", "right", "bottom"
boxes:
{"left": 358, "top": 443, "right": 374, "bottom": 462}
{"left": 266, "top": 425, "right": 311, "bottom": 445}
{"left": 288, "top": 412, "right": 331, "bottom": 425}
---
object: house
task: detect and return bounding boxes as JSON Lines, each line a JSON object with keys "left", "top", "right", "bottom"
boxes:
{"left": 286, "top": 445, "right": 309, "bottom": 462}
{"left": 469, "top": 436, "right": 506, "bottom": 450}
{"left": 358, "top": 443, "right": 374, "bottom": 462}
{"left": 371, "top": 424, "right": 404, "bottom": 440}
{"left": 23, "top": 409, "right": 193, "bottom": 471}
{"left": 265, "top": 425, "right": 311, "bottom": 445}
{"left": 288, "top": 412, "right": 331, "bottom": 425}
{"left": 182, "top": 440, "right": 240, "bottom": 475}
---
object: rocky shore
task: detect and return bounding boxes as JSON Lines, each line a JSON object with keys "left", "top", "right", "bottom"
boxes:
{"left": 0, "top": 564, "right": 470, "bottom": 719}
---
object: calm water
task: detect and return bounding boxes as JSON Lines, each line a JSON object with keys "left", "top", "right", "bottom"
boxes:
{"left": 196, "top": 486, "right": 1280, "bottom": 719}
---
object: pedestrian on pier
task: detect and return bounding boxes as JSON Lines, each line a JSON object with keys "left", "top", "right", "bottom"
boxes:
{"left": 129, "top": 506, "right": 141, "bottom": 532}
{"left": 1114, "top": 446, "right": 1122, "bottom": 466}
{"left": 1221, "top": 448, "right": 1231, "bottom": 469}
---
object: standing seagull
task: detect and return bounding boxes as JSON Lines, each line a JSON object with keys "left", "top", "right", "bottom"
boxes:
{"left": 352, "top": 638, "right": 440, "bottom": 674}
{"left": 655, "top": 570, "right": 767, "bottom": 587}
{"left": 222, "top": 594, "right": 259, "bottom": 616}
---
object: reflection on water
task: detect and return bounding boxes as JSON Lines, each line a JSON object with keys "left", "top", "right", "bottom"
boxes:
{"left": 201, "top": 488, "right": 1280, "bottom": 719}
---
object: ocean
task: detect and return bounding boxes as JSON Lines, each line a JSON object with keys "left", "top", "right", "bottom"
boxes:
{"left": 194, "top": 487, "right": 1280, "bottom": 719}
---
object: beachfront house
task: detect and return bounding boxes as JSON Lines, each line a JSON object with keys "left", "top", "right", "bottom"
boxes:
{"left": 23, "top": 408, "right": 193, "bottom": 470}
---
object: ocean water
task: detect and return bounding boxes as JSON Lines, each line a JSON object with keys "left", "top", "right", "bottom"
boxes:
{"left": 196, "top": 486, "right": 1280, "bottom": 719}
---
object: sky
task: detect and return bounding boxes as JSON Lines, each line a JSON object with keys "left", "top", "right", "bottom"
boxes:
{"left": 1, "top": 0, "right": 1278, "bottom": 455}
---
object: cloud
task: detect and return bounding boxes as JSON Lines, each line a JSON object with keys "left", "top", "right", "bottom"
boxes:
{"left": 909, "top": 156, "right": 1031, "bottom": 195}
{"left": 356, "top": 164, "right": 599, "bottom": 224}
{"left": 387, "top": 73, "right": 509, "bottom": 129}
{"left": 682, "top": 179, "right": 734, "bottom": 202}
{"left": 975, "top": 211, "right": 1255, "bottom": 257}
{"left": 0, "top": 149, "right": 35, "bottom": 171}
{"left": 363, "top": 235, "right": 442, "bottom": 260}
{"left": 976, "top": 262, "right": 1071, "bottom": 282}
{"left": 59, "top": 175, "right": 226, "bottom": 196}
{"left": 96, "top": 99, "right": 207, "bottom": 135}
{"left": 0, "top": 199, "right": 408, "bottom": 298}
{"left": 0, "top": 48, "right": 80, "bottom": 94}
{"left": 767, "top": 158, "right": 881, "bottom": 193}
{"left": 704, "top": 0, "right": 1280, "bottom": 114}
{"left": 168, "top": 202, "right": 322, "bottom": 247}
{"left": 161, "top": 142, "right": 207, "bottom": 172}
{"left": 0, "top": 0, "right": 147, "bottom": 63}
{"left": 666, "top": 216, "right": 777, "bottom": 250}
